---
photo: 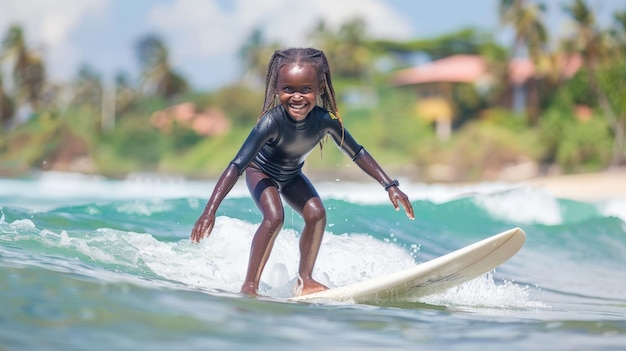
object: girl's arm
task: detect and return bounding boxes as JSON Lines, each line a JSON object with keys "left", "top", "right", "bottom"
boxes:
{"left": 329, "top": 122, "right": 414, "bottom": 220}
{"left": 352, "top": 149, "right": 415, "bottom": 220}
{"left": 191, "top": 117, "right": 277, "bottom": 243}
{"left": 190, "top": 163, "right": 240, "bottom": 243}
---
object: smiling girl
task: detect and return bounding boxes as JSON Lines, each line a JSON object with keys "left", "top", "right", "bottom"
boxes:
{"left": 191, "top": 48, "right": 414, "bottom": 296}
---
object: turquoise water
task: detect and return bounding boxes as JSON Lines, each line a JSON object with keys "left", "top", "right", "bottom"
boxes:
{"left": 1, "top": 172, "right": 625, "bottom": 350}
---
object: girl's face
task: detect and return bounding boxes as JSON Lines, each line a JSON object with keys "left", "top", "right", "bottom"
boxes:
{"left": 277, "top": 63, "right": 321, "bottom": 121}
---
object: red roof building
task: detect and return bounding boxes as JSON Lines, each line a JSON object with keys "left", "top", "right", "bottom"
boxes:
{"left": 389, "top": 54, "right": 582, "bottom": 139}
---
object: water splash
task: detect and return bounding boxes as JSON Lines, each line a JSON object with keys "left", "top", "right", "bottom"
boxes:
{"left": 419, "top": 272, "right": 549, "bottom": 310}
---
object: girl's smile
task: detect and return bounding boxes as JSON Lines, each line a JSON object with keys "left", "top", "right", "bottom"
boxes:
{"left": 277, "top": 63, "right": 321, "bottom": 121}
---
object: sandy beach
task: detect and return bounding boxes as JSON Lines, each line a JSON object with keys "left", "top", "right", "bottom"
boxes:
{"left": 524, "top": 168, "right": 626, "bottom": 202}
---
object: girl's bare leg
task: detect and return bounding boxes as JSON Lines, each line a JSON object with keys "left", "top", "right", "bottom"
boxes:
{"left": 282, "top": 174, "right": 328, "bottom": 295}
{"left": 242, "top": 168, "right": 284, "bottom": 295}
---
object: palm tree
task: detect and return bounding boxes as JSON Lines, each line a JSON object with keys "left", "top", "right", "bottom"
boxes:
{"left": 238, "top": 28, "right": 279, "bottom": 86}
{"left": 600, "top": 10, "right": 626, "bottom": 166}
{"left": 135, "top": 34, "right": 188, "bottom": 99}
{"left": 562, "top": 0, "right": 624, "bottom": 166}
{"left": 72, "top": 64, "right": 103, "bottom": 108}
{"left": 335, "top": 18, "right": 371, "bottom": 79}
{"left": 0, "top": 24, "right": 46, "bottom": 122}
{"left": 113, "top": 71, "right": 136, "bottom": 115}
{"left": 500, "top": 0, "right": 548, "bottom": 61}
{"left": 0, "top": 73, "right": 15, "bottom": 130}
{"left": 561, "top": 0, "right": 608, "bottom": 64}
{"left": 308, "top": 18, "right": 372, "bottom": 81}
{"left": 499, "top": 0, "right": 549, "bottom": 122}
{"left": 608, "top": 10, "right": 626, "bottom": 61}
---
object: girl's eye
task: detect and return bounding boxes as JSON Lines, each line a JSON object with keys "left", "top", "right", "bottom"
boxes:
{"left": 282, "top": 86, "right": 313, "bottom": 94}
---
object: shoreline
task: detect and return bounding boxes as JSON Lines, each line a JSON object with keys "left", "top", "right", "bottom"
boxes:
{"left": 523, "top": 168, "right": 626, "bottom": 202}
{"left": 5, "top": 167, "right": 626, "bottom": 203}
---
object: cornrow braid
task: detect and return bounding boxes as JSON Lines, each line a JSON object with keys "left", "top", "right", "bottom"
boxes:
{"left": 258, "top": 48, "right": 344, "bottom": 148}
{"left": 260, "top": 50, "right": 284, "bottom": 117}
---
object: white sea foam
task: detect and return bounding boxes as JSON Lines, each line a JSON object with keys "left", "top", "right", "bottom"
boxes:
{"left": 2, "top": 171, "right": 576, "bottom": 226}
{"left": 93, "top": 216, "right": 418, "bottom": 297}
{"left": 122, "top": 215, "right": 547, "bottom": 308}
{"left": 473, "top": 187, "right": 563, "bottom": 225}
{"left": 419, "top": 272, "right": 548, "bottom": 310}
{"left": 0, "top": 171, "right": 241, "bottom": 210}
{"left": 0, "top": 171, "right": 522, "bottom": 209}
{"left": 600, "top": 198, "right": 626, "bottom": 223}
{"left": 115, "top": 199, "right": 175, "bottom": 216}
{"left": 315, "top": 179, "right": 522, "bottom": 204}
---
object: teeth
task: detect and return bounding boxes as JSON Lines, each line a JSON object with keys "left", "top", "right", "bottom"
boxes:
{"left": 291, "top": 104, "right": 305, "bottom": 109}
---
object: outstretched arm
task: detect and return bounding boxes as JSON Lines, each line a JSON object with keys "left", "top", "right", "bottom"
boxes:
{"left": 191, "top": 116, "right": 276, "bottom": 243}
{"left": 353, "top": 149, "right": 415, "bottom": 220}
{"left": 190, "top": 163, "right": 240, "bottom": 243}
{"left": 327, "top": 121, "right": 414, "bottom": 220}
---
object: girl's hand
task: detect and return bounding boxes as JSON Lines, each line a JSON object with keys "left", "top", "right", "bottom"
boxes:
{"left": 190, "top": 210, "right": 216, "bottom": 243}
{"left": 388, "top": 187, "right": 415, "bottom": 220}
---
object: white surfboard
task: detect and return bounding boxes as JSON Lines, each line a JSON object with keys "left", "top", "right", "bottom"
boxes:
{"left": 290, "top": 227, "right": 526, "bottom": 304}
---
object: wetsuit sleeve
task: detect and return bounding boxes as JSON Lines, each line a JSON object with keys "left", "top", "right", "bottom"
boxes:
{"left": 326, "top": 122, "right": 363, "bottom": 160}
{"left": 323, "top": 112, "right": 395, "bottom": 187}
{"left": 332, "top": 131, "right": 396, "bottom": 188}
{"left": 230, "top": 117, "right": 277, "bottom": 175}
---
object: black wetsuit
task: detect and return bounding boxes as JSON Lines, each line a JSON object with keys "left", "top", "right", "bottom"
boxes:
{"left": 230, "top": 105, "right": 364, "bottom": 189}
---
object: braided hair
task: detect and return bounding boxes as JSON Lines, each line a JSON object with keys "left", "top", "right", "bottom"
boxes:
{"left": 259, "top": 48, "right": 344, "bottom": 147}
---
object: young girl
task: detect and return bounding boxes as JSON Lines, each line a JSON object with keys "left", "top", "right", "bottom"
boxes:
{"left": 191, "top": 48, "right": 414, "bottom": 296}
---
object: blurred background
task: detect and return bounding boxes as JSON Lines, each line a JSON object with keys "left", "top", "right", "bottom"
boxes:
{"left": 1, "top": 0, "right": 625, "bottom": 182}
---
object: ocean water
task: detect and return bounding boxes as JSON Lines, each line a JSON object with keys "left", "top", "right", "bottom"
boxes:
{"left": 1, "top": 171, "right": 625, "bottom": 351}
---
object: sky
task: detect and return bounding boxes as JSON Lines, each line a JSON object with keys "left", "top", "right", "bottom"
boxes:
{"left": 0, "top": 0, "right": 624, "bottom": 90}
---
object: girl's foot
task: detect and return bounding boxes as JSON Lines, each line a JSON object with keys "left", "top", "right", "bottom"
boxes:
{"left": 295, "top": 276, "right": 328, "bottom": 296}
{"left": 240, "top": 282, "right": 258, "bottom": 296}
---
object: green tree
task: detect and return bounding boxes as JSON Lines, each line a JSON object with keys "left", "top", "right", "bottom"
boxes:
{"left": 72, "top": 64, "right": 102, "bottom": 108}
{"left": 612, "top": 10, "right": 626, "bottom": 52}
{"left": 499, "top": 0, "right": 548, "bottom": 61}
{"left": 0, "top": 24, "right": 46, "bottom": 123}
{"left": 0, "top": 73, "right": 15, "bottom": 129}
{"left": 238, "top": 28, "right": 279, "bottom": 86}
{"left": 499, "top": 0, "right": 549, "bottom": 122}
{"left": 562, "top": 0, "right": 625, "bottom": 166}
{"left": 135, "top": 34, "right": 188, "bottom": 99}
{"left": 308, "top": 18, "right": 372, "bottom": 80}
{"left": 370, "top": 28, "right": 496, "bottom": 61}
{"left": 113, "top": 71, "right": 137, "bottom": 115}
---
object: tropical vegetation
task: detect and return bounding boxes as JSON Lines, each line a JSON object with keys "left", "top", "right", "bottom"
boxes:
{"left": 0, "top": 0, "right": 625, "bottom": 182}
